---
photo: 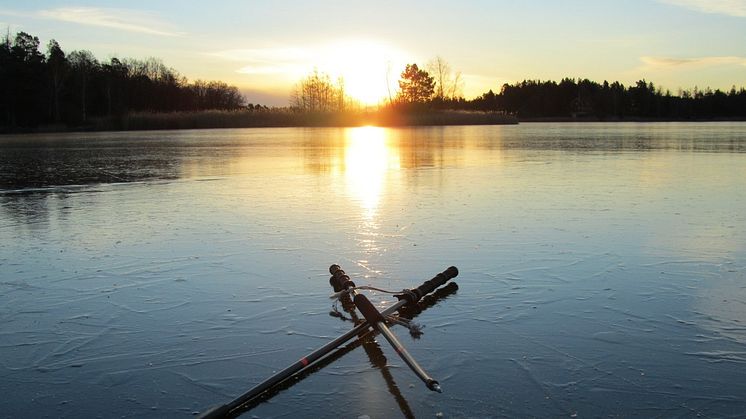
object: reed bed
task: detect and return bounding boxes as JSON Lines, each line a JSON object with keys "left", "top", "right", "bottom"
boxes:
{"left": 89, "top": 109, "right": 517, "bottom": 131}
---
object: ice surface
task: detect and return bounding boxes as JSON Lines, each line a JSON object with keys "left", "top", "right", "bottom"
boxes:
{"left": 1, "top": 123, "right": 745, "bottom": 417}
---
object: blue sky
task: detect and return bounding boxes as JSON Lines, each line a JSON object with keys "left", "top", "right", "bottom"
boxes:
{"left": 2, "top": 0, "right": 745, "bottom": 105}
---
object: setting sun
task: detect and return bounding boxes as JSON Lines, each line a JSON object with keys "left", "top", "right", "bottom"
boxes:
{"left": 317, "top": 40, "right": 408, "bottom": 106}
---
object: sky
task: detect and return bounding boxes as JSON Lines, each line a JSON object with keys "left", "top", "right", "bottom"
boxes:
{"left": 1, "top": 0, "right": 745, "bottom": 106}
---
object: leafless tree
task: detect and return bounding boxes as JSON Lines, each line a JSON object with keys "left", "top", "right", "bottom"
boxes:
{"left": 427, "top": 56, "right": 463, "bottom": 100}
{"left": 291, "top": 69, "right": 346, "bottom": 112}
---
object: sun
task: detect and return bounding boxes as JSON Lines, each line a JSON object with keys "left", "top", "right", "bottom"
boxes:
{"left": 318, "top": 40, "right": 407, "bottom": 106}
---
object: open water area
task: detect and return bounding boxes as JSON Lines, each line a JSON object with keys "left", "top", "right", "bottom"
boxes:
{"left": 1, "top": 122, "right": 745, "bottom": 418}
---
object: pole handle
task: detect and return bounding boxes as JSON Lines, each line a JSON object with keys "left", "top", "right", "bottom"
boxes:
{"left": 399, "top": 266, "right": 459, "bottom": 304}
{"left": 329, "top": 264, "right": 355, "bottom": 292}
{"left": 353, "top": 293, "right": 386, "bottom": 328}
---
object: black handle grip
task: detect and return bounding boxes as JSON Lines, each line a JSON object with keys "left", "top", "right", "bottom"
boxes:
{"left": 404, "top": 266, "right": 458, "bottom": 303}
{"left": 353, "top": 293, "right": 386, "bottom": 328}
{"left": 329, "top": 264, "right": 341, "bottom": 275}
{"left": 328, "top": 264, "right": 355, "bottom": 292}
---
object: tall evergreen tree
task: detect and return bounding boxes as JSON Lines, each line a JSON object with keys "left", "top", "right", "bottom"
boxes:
{"left": 396, "top": 64, "right": 435, "bottom": 104}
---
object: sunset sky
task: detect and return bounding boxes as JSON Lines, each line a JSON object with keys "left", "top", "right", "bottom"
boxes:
{"left": 2, "top": 0, "right": 745, "bottom": 105}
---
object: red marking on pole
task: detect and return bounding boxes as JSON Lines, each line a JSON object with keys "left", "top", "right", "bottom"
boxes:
{"left": 395, "top": 346, "right": 403, "bottom": 355}
{"left": 300, "top": 357, "right": 309, "bottom": 367}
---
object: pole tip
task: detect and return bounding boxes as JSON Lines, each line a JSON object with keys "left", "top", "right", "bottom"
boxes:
{"left": 427, "top": 380, "right": 442, "bottom": 393}
{"left": 196, "top": 404, "right": 232, "bottom": 419}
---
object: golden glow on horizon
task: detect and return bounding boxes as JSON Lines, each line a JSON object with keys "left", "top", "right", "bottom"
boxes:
{"left": 344, "top": 126, "right": 400, "bottom": 218}
{"left": 318, "top": 40, "right": 407, "bottom": 105}
{"left": 218, "top": 40, "right": 410, "bottom": 105}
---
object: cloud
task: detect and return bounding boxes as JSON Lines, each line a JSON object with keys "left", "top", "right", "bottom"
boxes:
{"left": 658, "top": 0, "right": 746, "bottom": 17}
{"left": 39, "top": 7, "right": 184, "bottom": 37}
{"left": 209, "top": 47, "right": 312, "bottom": 76}
{"left": 211, "top": 48, "right": 312, "bottom": 63}
{"left": 17, "top": 7, "right": 184, "bottom": 37}
{"left": 236, "top": 65, "right": 300, "bottom": 75}
{"left": 640, "top": 55, "right": 746, "bottom": 68}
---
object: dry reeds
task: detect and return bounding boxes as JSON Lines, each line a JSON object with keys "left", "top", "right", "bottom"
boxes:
{"left": 89, "top": 108, "right": 518, "bottom": 131}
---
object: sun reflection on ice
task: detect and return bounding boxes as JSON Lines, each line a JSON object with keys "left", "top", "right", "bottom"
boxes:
{"left": 344, "top": 126, "right": 400, "bottom": 220}
{"left": 342, "top": 127, "right": 400, "bottom": 271}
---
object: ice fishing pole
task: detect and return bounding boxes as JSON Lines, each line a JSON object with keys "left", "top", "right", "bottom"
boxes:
{"left": 328, "top": 264, "right": 445, "bottom": 392}
{"left": 231, "top": 281, "right": 459, "bottom": 418}
{"left": 197, "top": 265, "right": 459, "bottom": 419}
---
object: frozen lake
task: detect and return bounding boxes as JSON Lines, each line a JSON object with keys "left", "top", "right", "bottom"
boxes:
{"left": 1, "top": 122, "right": 745, "bottom": 418}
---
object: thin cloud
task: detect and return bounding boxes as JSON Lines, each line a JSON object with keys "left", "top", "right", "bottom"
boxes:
{"left": 658, "top": 0, "right": 746, "bottom": 17}
{"left": 237, "top": 64, "right": 304, "bottom": 75}
{"left": 211, "top": 48, "right": 312, "bottom": 63}
{"left": 210, "top": 41, "right": 410, "bottom": 77}
{"left": 210, "top": 47, "right": 312, "bottom": 76}
{"left": 35, "top": 7, "right": 184, "bottom": 37}
{"left": 0, "top": 10, "right": 27, "bottom": 18}
{"left": 641, "top": 55, "right": 746, "bottom": 68}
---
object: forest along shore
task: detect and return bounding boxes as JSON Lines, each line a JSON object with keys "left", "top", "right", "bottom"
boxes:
{"left": 4, "top": 30, "right": 745, "bottom": 134}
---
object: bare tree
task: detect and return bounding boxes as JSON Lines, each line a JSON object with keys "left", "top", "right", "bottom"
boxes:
{"left": 291, "top": 69, "right": 346, "bottom": 112}
{"left": 427, "top": 56, "right": 463, "bottom": 100}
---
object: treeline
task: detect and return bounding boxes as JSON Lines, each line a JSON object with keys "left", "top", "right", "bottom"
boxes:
{"left": 383, "top": 60, "right": 746, "bottom": 120}
{"left": 463, "top": 79, "right": 746, "bottom": 120}
{"left": 1, "top": 31, "right": 245, "bottom": 130}
{"left": 3, "top": 29, "right": 745, "bottom": 132}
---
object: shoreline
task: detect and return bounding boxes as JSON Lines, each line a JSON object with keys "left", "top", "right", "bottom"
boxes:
{"left": 4, "top": 112, "right": 746, "bottom": 135}
{"left": 0, "top": 109, "right": 518, "bottom": 135}
{"left": 519, "top": 116, "right": 746, "bottom": 123}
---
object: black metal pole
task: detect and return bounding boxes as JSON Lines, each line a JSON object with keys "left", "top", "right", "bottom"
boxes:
{"left": 197, "top": 300, "right": 408, "bottom": 419}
